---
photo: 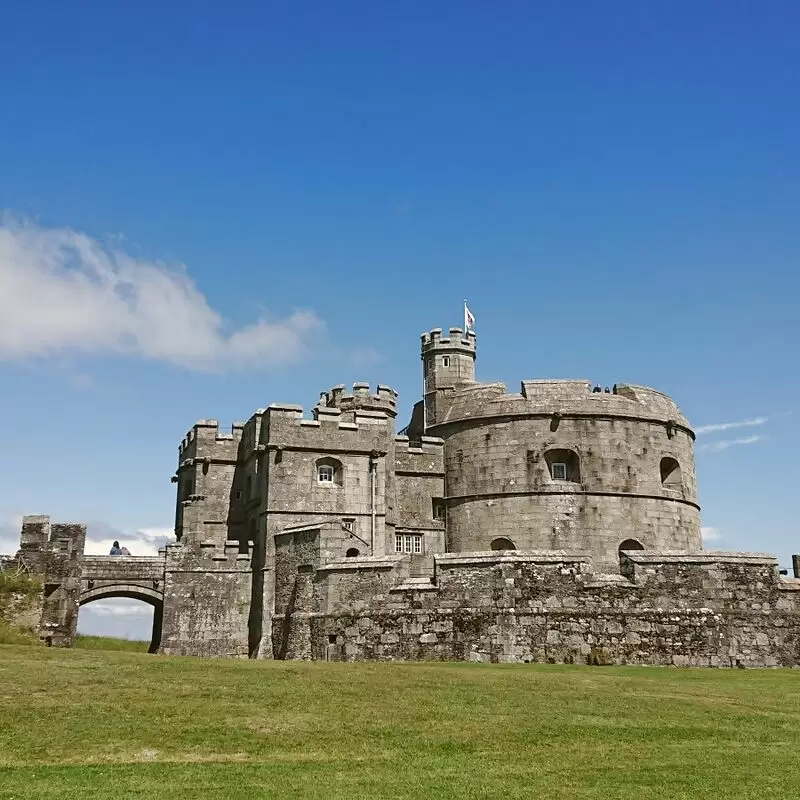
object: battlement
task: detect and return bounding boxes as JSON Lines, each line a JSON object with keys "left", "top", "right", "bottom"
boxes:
{"left": 319, "top": 382, "right": 398, "bottom": 416}
{"left": 179, "top": 420, "right": 245, "bottom": 455}
{"left": 433, "top": 376, "right": 691, "bottom": 430}
{"left": 264, "top": 402, "right": 393, "bottom": 431}
{"left": 513, "top": 380, "right": 686, "bottom": 419}
{"left": 394, "top": 434, "right": 444, "bottom": 454}
{"left": 421, "top": 327, "right": 477, "bottom": 353}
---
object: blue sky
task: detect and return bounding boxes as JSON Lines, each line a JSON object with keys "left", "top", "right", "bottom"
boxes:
{"left": 1, "top": 1, "right": 798, "bottom": 639}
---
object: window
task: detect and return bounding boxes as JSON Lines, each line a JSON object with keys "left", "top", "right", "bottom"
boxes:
{"left": 544, "top": 449, "right": 581, "bottom": 482}
{"left": 342, "top": 519, "right": 354, "bottom": 533}
{"left": 442, "top": 356, "right": 450, "bottom": 367}
{"left": 619, "top": 538, "right": 644, "bottom": 554}
{"left": 316, "top": 457, "right": 343, "bottom": 486}
{"left": 432, "top": 498, "right": 446, "bottom": 521}
{"left": 660, "top": 457, "right": 682, "bottom": 488}
{"left": 491, "top": 537, "right": 516, "bottom": 551}
{"left": 345, "top": 548, "right": 360, "bottom": 558}
{"left": 235, "top": 490, "right": 242, "bottom": 500}
{"left": 395, "top": 533, "right": 423, "bottom": 554}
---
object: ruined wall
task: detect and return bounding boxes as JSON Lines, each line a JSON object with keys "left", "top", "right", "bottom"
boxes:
{"left": 307, "top": 551, "right": 800, "bottom": 667}
{"left": 428, "top": 380, "right": 700, "bottom": 569}
{"left": 14, "top": 515, "right": 86, "bottom": 646}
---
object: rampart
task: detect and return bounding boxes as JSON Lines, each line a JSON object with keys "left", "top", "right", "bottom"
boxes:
{"left": 274, "top": 545, "right": 800, "bottom": 667}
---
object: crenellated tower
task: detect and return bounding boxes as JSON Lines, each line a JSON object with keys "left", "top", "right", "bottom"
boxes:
{"left": 421, "top": 327, "right": 477, "bottom": 429}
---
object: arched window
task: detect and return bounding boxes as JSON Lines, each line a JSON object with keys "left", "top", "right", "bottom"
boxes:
{"left": 316, "top": 457, "right": 343, "bottom": 486}
{"left": 345, "top": 548, "right": 360, "bottom": 558}
{"left": 618, "top": 539, "right": 644, "bottom": 555}
{"left": 660, "top": 457, "right": 682, "bottom": 488}
{"left": 544, "top": 449, "right": 581, "bottom": 482}
{"left": 491, "top": 537, "right": 516, "bottom": 551}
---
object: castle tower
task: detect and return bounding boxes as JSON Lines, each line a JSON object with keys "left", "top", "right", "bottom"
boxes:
{"left": 421, "top": 327, "right": 477, "bottom": 429}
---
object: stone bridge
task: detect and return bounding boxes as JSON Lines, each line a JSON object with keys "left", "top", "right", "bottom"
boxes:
{"left": 4, "top": 516, "right": 169, "bottom": 653}
{"left": 79, "top": 556, "right": 166, "bottom": 652}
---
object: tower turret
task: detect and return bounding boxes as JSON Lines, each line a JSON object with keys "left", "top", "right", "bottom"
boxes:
{"left": 421, "top": 327, "right": 477, "bottom": 428}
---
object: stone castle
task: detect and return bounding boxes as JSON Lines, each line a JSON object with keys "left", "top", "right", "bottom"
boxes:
{"left": 5, "top": 325, "right": 800, "bottom": 666}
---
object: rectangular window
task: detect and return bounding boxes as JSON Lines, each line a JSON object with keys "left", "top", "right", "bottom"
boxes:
{"left": 442, "top": 356, "right": 450, "bottom": 367}
{"left": 235, "top": 490, "right": 242, "bottom": 500}
{"left": 318, "top": 465, "right": 334, "bottom": 483}
{"left": 552, "top": 462, "right": 568, "bottom": 481}
{"left": 342, "top": 518, "right": 354, "bottom": 533}
{"left": 432, "top": 499, "right": 446, "bottom": 520}
{"left": 395, "top": 533, "right": 423, "bottom": 554}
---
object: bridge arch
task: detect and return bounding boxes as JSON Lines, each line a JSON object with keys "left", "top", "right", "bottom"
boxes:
{"left": 79, "top": 584, "right": 164, "bottom": 654}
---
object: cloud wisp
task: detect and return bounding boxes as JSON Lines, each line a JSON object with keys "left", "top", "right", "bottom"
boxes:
{"left": 0, "top": 216, "right": 323, "bottom": 371}
{"left": 695, "top": 417, "right": 768, "bottom": 435}
{"left": 701, "top": 526, "right": 722, "bottom": 543}
{"left": 697, "top": 435, "right": 765, "bottom": 453}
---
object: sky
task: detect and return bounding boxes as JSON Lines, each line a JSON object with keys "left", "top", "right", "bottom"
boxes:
{"left": 1, "top": 0, "right": 798, "bottom": 641}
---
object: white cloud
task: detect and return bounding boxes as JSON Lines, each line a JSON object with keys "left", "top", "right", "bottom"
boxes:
{"left": 0, "top": 215, "right": 323, "bottom": 371}
{"left": 84, "top": 600, "right": 153, "bottom": 617}
{"left": 697, "top": 435, "right": 764, "bottom": 452}
{"left": 0, "top": 516, "right": 174, "bottom": 558}
{"left": 0, "top": 513, "right": 22, "bottom": 555}
{"left": 701, "top": 526, "right": 722, "bottom": 543}
{"left": 695, "top": 417, "right": 768, "bottom": 435}
{"left": 84, "top": 521, "right": 174, "bottom": 557}
{"left": 78, "top": 597, "right": 153, "bottom": 641}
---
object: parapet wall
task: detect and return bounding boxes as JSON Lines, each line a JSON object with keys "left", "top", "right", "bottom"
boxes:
{"left": 261, "top": 402, "right": 394, "bottom": 455}
{"left": 179, "top": 419, "right": 245, "bottom": 461}
{"left": 435, "top": 379, "right": 693, "bottom": 431}
{"left": 278, "top": 550, "right": 800, "bottom": 667}
{"left": 421, "top": 327, "right": 477, "bottom": 354}
{"left": 320, "top": 383, "right": 398, "bottom": 418}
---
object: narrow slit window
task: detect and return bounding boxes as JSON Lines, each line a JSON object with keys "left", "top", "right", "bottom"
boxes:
{"left": 442, "top": 356, "right": 450, "bottom": 367}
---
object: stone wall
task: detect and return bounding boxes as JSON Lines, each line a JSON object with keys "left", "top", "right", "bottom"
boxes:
{"left": 15, "top": 516, "right": 86, "bottom": 646}
{"left": 394, "top": 435, "right": 446, "bottom": 556}
{"left": 0, "top": 556, "right": 43, "bottom": 637}
{"left": 307, "top": 551, "right": 800, "bottom": 667}
{"left": 158, "top": 539, "right": 252, "bottom": 658}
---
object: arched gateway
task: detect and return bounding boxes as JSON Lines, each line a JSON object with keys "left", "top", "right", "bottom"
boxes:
{"left": 9, "top": 517, "right": 167, "bottom": 651}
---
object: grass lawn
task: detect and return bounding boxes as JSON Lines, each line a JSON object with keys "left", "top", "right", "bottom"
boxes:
{"left": 74, "top": 635, "right": 149, "bottom": 653}
{"left": 1, "top": 645, "right": 799, "bottom": 799}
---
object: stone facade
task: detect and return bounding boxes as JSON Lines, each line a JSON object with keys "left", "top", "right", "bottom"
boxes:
{"left": 4, "top": 324, "right": 799, "bottom": 667}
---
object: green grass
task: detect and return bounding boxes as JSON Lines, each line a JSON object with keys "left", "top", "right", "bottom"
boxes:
{"left": 73, "top": 635, "right": 149, "bottom": 652}
{"left": 0, "top": 621, "right": 40, "bottom": 646}
{"left": 1, "top": 646, "right": 799, "bottom": 799}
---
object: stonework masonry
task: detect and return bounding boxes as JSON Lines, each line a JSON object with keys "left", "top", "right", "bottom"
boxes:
{"left": 4, "top": 325, "right": 800, "bottom": 667}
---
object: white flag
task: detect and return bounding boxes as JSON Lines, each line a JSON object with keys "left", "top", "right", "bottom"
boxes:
{"left": 464, "top": 302, "right": 475, "bottom": 332}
